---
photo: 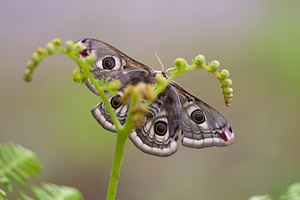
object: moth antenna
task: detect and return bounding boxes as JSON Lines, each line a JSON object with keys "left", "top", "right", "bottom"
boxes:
{"left": 155, "top": 52, "right": 165, "bottom": 72}
{"left": 165, "top": 67, "right": 176, "bottom": 74}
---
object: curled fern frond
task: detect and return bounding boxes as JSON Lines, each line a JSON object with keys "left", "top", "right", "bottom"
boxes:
{"left": 19, "top": 183, "right": 84, "bottom": 200}
{"left": 0, "top": 143, "right": 42, "bottom": 191}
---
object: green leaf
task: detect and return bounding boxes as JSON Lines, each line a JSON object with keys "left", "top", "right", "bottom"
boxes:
{"left": 279, "top": 182, "right": 300, "bottom": 200}
{"left": 249, "top": 182, "right": 300, "bottom": 200}
{"left": 0, "top": 143, "right": 42, "bottom": 191}
{"left": 30, "top": 183, "right": 84, "bottom": 200}
{"left": 0, "top": 189, "right": 6, "bottom": 197}
{"left": 19, "top": 192, "right": 35, "bottom": 200}
{"left": 288, "top": 183, "right": 300, "bottom": 197}
{"left": 249, "top": 194, "right": 273, "bottom": 200}
{"left": 194, "top": 54, "right": 206, "bottom": 66}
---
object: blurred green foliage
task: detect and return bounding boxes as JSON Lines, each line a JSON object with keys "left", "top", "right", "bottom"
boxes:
{"left": 249, "top": 182, "right": 300, "bottom": 200}
{"left": 0, "top": 143, "right": 83, "bottom": 200}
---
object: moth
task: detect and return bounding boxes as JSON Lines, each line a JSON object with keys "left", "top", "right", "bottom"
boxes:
{"left": 77, "top": 39, "right": 235, "bottom": 157}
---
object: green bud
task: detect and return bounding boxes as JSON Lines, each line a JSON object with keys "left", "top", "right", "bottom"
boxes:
{"left": 194, "top": 55, "right": 205, "bottom": 66}
{"left": 227, "top": 98, "right": 232, "bottom": 102}
{"left": 210, "top": 60, "right": 220, "bottom": 71}
{"left": 174, "top": 58, "right": 187, "bottom": 71}
{"left": 36, "top": 47, "right": 45, "bottom": 56}
{"left": 131, "top": 105, "right": 148, "bottom": 115}
{"left": 132, "top": 112, "right": 146, "bottom": 129}
{"left": 85, "top": 53, "right": 96, "bottom": 65}
{"left": 222, "top": 79, "right": 232, "bottom": 87}
{"left": 65, "top": 40, "right": 74, "bottom": 52}
{"left": 26, "top": 61, "right": 35, "bottom": 70}
{"left": 224, "top": 93, "right": 233, "bottom": 98}
{"left": 155, "top": 73, "right": 166, "bottom": 83}
{"left": 220, "top": 69, "right": 229, "bottom": 79}
{"left": 46, "top": 42, "right": 56, "bottom": 54}
{"left": 226, "top": 98, "right": 232, "bottom": 104}
{"left": 74, "top": 43, "right": 84, "bottom": 54}
{"left": 120, "top": 85, "right": 134, "bottom": 103}
{"left": 24, "top": 69, "right": 32, "bottom": 82}
{"left": 31, "top": 52, "right": 42, "bottom": 64}
{"left": 142, "top": 84, "right": 156, "bottom": 101}
{"left": 109, "top": 80, "right": 121, "bottom": 90}
{"left": 72, "top": 68, "right": 84, "bottom": 83}
{"left": 223, "top": 87, "right": 233, "bottom": 94}
{"left": 52, "top": 38, "right": 62, "bottom": 47}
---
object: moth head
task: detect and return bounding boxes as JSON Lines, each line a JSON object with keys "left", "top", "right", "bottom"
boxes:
{"left": 77, "top": 38, "right": 125, "bottom": 71}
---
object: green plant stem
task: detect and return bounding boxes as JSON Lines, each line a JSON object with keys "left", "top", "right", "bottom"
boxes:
{"left": 66, "top": 53, "right": 123, "bottom": 131}
{"left": 106, "top": 134, "right": 126, "bottom": 200}
{"left": 106, "top": 87, "right": 140, "bottom": 200}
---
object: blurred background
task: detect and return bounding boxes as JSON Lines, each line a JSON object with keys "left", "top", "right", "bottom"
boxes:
{"left": 1, "top": 0, "right": 300, "bottom": 199}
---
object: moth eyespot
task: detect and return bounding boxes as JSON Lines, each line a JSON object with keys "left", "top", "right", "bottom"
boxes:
{"left": 102, "top": 57, "right": 115, "bottom": 69}
{"left": 191, "top": 109, "right": 205, "bottom": 124}
{"left": 154, "top": 121, "right": 167, "bottom": 136}
{"left": 110, "top": 95, "right": 121, "bottom": 109}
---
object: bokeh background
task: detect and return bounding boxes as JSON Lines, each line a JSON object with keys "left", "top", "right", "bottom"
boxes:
{"left": 1, "top": 0, "right": 300, "bottom": 199}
